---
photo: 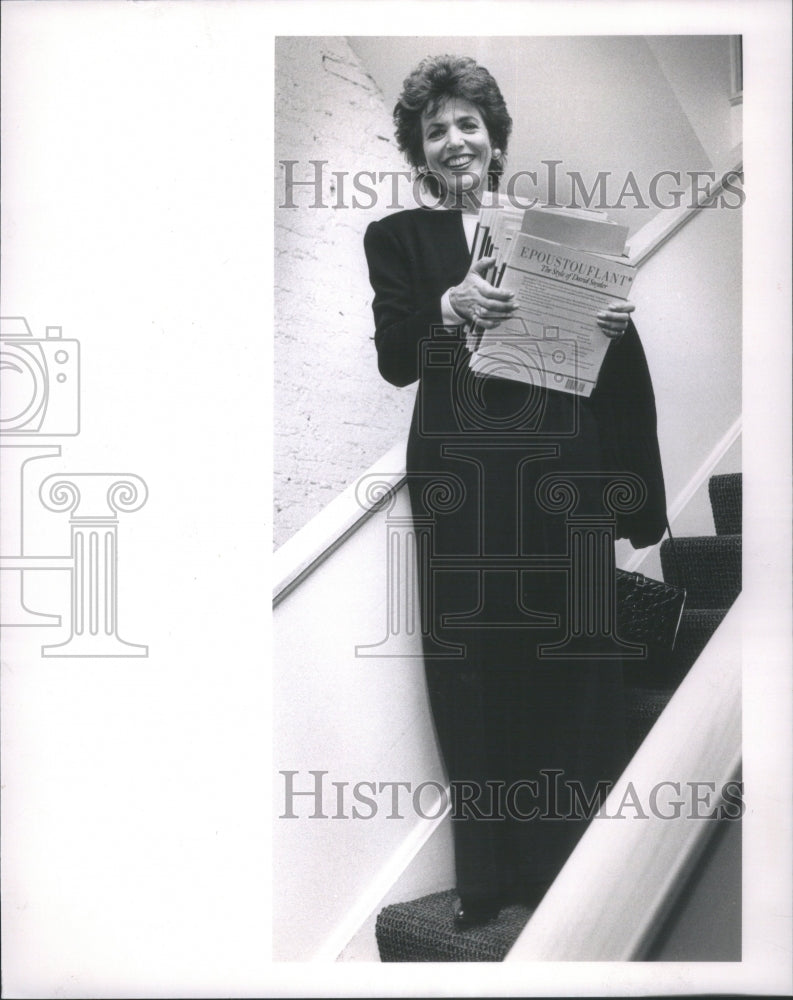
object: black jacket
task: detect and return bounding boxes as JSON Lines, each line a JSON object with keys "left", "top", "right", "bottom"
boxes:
{"left": 364, "top": 208, "right": 667, "bottom": 548}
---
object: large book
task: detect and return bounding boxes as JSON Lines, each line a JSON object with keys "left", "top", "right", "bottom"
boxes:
{"left": 466, "top": 206, "right": 635, "bottom": 397}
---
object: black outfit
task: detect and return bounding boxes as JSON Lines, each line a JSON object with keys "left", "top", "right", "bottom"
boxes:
{"left": 364, "top": 207, "right": 667, "bottom": 903}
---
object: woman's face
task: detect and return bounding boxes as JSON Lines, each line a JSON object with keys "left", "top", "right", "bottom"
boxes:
{"left": 420, "top": 97, "right": 493, "bottom": 198}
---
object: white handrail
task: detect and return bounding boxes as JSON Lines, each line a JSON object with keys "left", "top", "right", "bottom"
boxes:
{"left": 273, "top": 439, "right": 407, "bottom": 604}
{"left": 506, "top": 595, "right": 742, "bottom": 961}
{"left": 626, "top": 153, "right": 742, "bottom": 267}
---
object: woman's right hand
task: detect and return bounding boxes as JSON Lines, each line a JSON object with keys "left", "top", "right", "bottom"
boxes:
{"left": 448, "top": 257, "right": 519, "bottom": 328}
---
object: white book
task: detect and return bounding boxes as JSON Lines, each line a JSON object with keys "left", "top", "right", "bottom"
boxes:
{"left": 470, "top": 232, "right": 636, "bottom": 397}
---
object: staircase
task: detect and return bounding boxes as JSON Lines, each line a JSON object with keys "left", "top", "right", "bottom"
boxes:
{"left": 624, "top": 473, "right": 742, "bottom": 755}
{"left": 374, "top": 473, "right": 742, "bottom": 962}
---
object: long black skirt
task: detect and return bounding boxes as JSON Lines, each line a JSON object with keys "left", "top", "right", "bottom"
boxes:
{"left": 407, "top": 380, "right": 628, "bottom": 901}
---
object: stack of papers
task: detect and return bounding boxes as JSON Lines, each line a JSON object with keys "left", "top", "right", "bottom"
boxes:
{"left": 466, "top": 204, "right": 634, "bottom": 397}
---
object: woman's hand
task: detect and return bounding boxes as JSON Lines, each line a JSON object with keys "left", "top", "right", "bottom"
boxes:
{"left": 596, "top": 301, "right": 635, "bottom": 339}
{"left": 448, "top": 257, "right": 518, "bottom": 328}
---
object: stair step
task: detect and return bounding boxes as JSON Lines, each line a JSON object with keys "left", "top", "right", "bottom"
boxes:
{"left": 623, "top": 608, "right": 728, "bottom": 690}
{"left": 376, "top": 889, "right": 532, "bottom": 962}
{"left": 709, "top": 473, "right": 742, "bottom": 536}
{"left": 661, "top": 535, "right": 741, "bottom": 609}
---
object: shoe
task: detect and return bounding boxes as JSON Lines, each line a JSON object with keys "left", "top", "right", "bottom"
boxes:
{"left": 452, "top": 895, "right": 502, "bottom": 929}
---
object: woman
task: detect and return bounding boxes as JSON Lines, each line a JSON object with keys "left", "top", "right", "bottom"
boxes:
{"left": 364, "top": 55, "right": 667, "bottom": 928}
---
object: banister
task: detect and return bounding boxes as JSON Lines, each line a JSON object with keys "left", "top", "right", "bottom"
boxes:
{"left": 626, "top": 153, "right": 742, "bottom": 267}
{"left": 273, "top": 439, "right": 407, "bottom": 605}
{"left": 505, "top": 595, "right": 742, "bottom": 961}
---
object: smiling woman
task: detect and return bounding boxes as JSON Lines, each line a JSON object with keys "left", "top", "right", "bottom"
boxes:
{"left": 363, "top": 53, "right": 668, "bottom": 931}
{"left": 393, "top": 55, "right": 511, "bottom": 202}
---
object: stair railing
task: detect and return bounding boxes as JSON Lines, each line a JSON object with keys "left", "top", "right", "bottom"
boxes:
{"left": 505, "top": 595, "right": 741, "bottom": 961}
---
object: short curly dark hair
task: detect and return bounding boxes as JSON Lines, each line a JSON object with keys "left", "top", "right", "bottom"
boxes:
{"left": 393, "top": 54, "right": 512, "bottom": 194}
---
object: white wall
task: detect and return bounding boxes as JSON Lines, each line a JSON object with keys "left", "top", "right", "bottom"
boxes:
{"left": 646, "top": 35, "right": 739, "bottom": 170}
{"left": 615, "top": 195, "right": 742, "bottom": 574}
{"left": 273, "top": 488, "right": 447, "bottom": 960}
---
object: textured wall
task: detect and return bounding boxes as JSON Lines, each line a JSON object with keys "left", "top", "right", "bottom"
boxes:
{"left": 274, "top": 37, "right": 415, "bottom": 548}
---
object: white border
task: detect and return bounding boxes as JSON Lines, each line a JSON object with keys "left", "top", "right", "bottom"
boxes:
{"left": 2, "top": 0, "right": 791, "bottom": 996}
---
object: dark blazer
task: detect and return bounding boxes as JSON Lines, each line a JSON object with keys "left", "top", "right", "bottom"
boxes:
{"left": 364, "top": 207, "right": 668, "bottom": 549}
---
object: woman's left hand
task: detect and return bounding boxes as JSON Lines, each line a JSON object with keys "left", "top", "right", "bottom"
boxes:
{"left": 596, "top": 301, "right": 635, "bottom": 340}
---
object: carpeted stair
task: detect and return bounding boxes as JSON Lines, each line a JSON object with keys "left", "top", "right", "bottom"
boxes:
{"left": 709, "top": 472, "right": 742, "bottom": 535}
{"left": 376, "top": 889, "right": 533, "bottom": 962}
{"left": 375, "top": 473, "right": 742, "bottom": 962}
{"left": 624, "top": 473, "right": 742, "bottom": 754}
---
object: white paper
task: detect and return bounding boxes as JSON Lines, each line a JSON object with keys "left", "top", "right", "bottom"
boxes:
{"left": 472, "top": 233, "right": 635, "bottom": 395}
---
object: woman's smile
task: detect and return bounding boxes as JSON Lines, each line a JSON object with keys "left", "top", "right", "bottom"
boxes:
{"left": 421, "top": 97, "right": 492, "bottom": 199}
{"left": 445, "top": 153, "right": 475, "bottom": 169}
